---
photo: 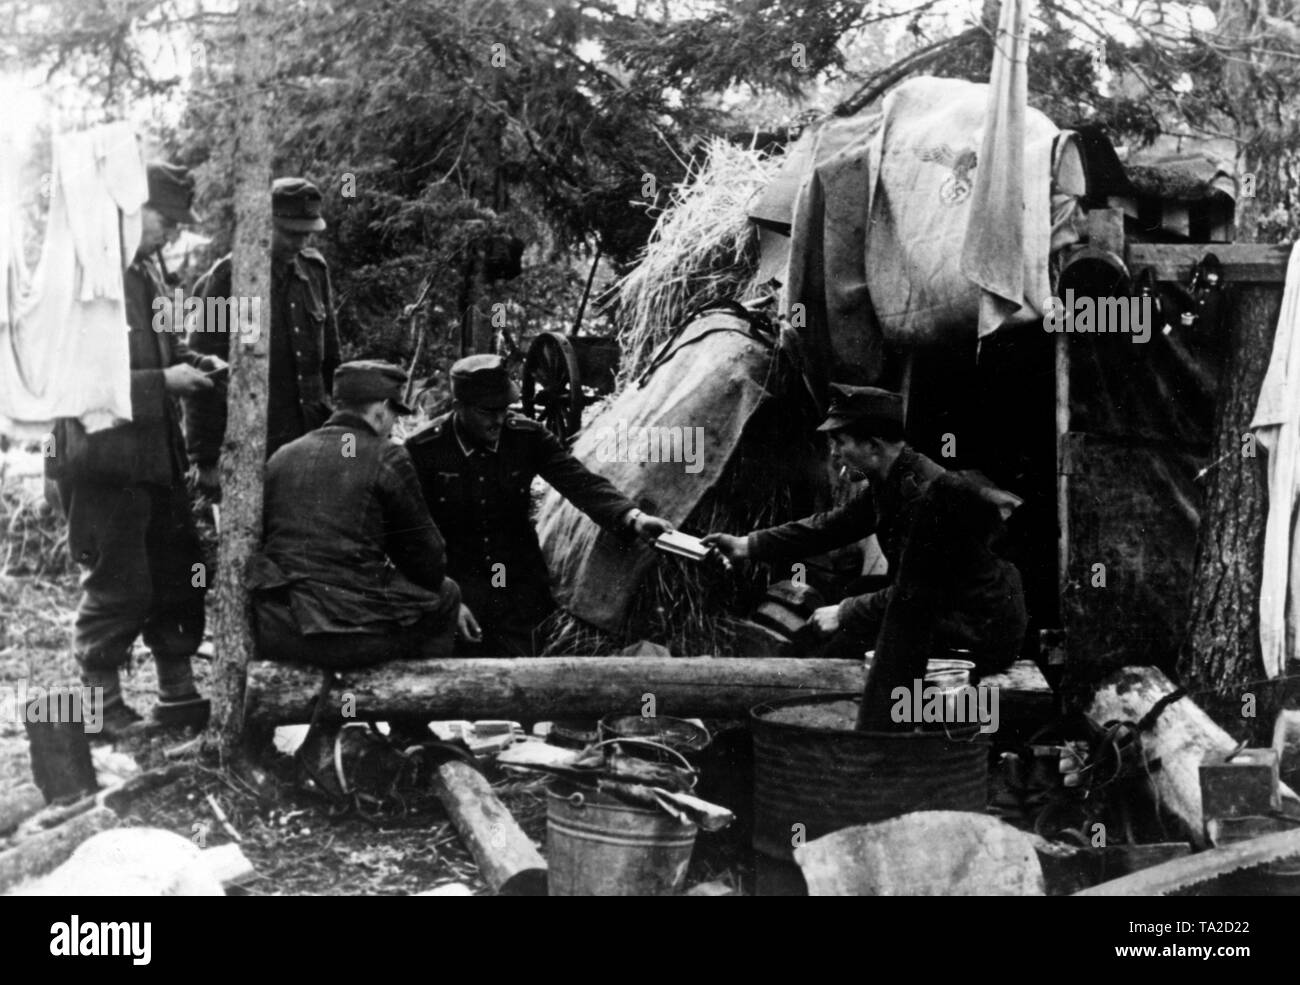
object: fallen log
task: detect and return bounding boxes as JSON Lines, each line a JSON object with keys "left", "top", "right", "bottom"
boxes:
{"left": 245, "top": 656, "right": 866, "bottom": 726}
{"left": 431, "top": 760, "right": 547, "bottom": 896}
{"left": 1087, "top": 666, "right": 1299, "bottom": 846}
{"left": 0, "top": 806, "right": 117, "bottom": 891}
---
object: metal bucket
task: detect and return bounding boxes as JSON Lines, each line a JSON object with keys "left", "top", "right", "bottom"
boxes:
{"left": 751, "top": 691, "right": 989, "bottom": 861}
{"left": 925, "top": 657, "right": 976, "bottom": 688}
{"left": 546, "top": 784, "right": 698, "bottom": 896}
{"left": 597, "top": 715, "right": 711, "bottom": 767}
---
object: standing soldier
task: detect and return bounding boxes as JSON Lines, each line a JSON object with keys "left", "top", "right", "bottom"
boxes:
{"left": 405, "top": 354, "right": 674, "bottom": 656}
{"left": 185, "top": 177, "right": 340, "bottom": 493}
{"left": 47, "top": 162, "right": 219, "bottom": 737}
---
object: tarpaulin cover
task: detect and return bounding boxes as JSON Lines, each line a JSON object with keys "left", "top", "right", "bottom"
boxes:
{"left": 779, "top": 76, "right": 1070, "bottom": 386}
{"left": 861, "top": 76, "right": 1060, "bottom": 344}
{"left": 536, "top": 313, "right": 775, "bottom": 632}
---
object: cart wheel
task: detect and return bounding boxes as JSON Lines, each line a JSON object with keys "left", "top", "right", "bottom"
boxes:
{"left": 521, "top": 331, "right": 583, "bottom": 441}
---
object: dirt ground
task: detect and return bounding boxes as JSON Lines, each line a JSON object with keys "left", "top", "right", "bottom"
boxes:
{"left": 0, "top": 498, "right": 750, "bottom": 894}
{"left": 1, "top": 572, "right": 754, "bottom": 895}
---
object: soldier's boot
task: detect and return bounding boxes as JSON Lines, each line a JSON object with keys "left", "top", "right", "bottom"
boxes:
{"left": 82, "top": 667, "right": 144, "bottom": 742}
{"left": 152, "top": 656, "right": 210, "bottom": 729}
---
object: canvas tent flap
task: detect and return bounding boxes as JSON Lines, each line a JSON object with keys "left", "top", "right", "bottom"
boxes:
{"left": 748, "top": 114, "right": 879, "bottom": 233}
{"left": 865, "top": 76, "right": 1060, "bottom": 345}
{"left": 784, "top": 119, "right": 885, "bottom": 388}
{"left": 537, "top": 313, "right": 775, "bottom": 633}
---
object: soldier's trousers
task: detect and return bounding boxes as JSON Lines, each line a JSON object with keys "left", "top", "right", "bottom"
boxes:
{"left": 60, "top": 481, "right": 206, "bottom": 672}
{"left": 253, "top": 583, "right": 461, "bottom": 669}
{"left": 455, "top": 574, "right": 555, "bottom": 658}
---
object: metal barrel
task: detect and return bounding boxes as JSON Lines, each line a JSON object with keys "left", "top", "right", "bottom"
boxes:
{"left": 546, "top": 785, "right": 697, "bottom": 896}
{"left": 751, "top": 692, "right": 989, "bottom": 861}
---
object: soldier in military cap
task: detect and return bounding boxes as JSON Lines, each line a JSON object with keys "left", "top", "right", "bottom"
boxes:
{"left": 405, "top": 354, "right": 674, "bottom": 656}
{"left": 185, "top": 177, "right": 341, "bottom": 492}
{"left": 248, "top": 361, "right": 470, "bottom": 666}
{"left": 47, "top": 161, "right": 220, "bottom": 737}
{"left": 705, "top": 385, "right": 942, "bottom": 648}
{"left": 705, "top": 384, "right": 1026, "bottom": 671}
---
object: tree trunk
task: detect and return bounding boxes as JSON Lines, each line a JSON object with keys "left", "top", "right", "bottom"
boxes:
{"left": 1178, "top": 284, "right": 1280, "bottom": 723}
{"left": 206, "top": 0, "right": 274, "bottom": 761}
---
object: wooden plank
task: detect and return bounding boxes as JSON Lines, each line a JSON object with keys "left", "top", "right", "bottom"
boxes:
{"left": 1061, "top": 435, "right": 1203, "bottom": 683}
{"left": 1127, "top": 243, "right": 1290, "bottom": 283}
{"left": 1075, "top": 827, "right": 1300, "bottom": 895}
{"left": 1056, "top": 332, "right": 1071, "bottom": 605}
{"left": 1087, "top": 208, "right": 1125, "bottom": 256}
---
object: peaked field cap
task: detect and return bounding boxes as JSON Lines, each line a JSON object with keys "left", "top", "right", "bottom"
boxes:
{"left": 333, "top": 360, "right": 413, "bottom": 414}
{"left": 450, "top": 353, "right": 520, "bottom": 407}
{"left": 272, "top": 177, "right": 326, "bottom": 232}
{"left": 816, "top": 384, "right": 904, "bottom": 433}
{"left": 146, "top": 161, "right": 201, "bottom": 224}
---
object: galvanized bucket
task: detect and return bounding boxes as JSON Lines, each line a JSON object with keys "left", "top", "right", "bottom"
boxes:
{"left": 546, "top": 784, "right": 698, "bottom": 896}
{"left": 751, "top": 691, "right": 989, "bottom": 861}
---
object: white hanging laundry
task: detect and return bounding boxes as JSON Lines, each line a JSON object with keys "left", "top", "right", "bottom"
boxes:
{"left": 1250, "top": 242, "right": 1300, "bottom": 678}
{"left": 0, "top": 121, "right": 144, "bottom": 438}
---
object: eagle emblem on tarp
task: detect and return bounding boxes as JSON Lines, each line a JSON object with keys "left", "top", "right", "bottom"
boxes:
{"left": 916, "top": 144, "right": 978, "bottom": 204}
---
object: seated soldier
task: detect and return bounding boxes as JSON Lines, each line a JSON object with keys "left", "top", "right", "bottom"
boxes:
{"left": 249, "top": 360, "right": 468, "bottom": 667}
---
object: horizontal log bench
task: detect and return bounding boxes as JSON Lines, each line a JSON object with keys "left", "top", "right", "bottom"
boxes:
{"left": 244, "top": 656, "right": 1052, "bottom": 730}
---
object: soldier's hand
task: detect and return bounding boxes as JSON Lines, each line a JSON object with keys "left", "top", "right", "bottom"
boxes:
{"left": 809, "top": 604, "right": 842, "bottom": 636}
{"left": 701, "top": 533, "right": 749, "bottom": 560}
{"left": 632, "top": 512, "right": 674, "bottom": 542}
{"left": 164, "top": 363, "right": 214, "bottom": 395}
{"left": 457, "top": 604, "right": 482, "bottom": 643}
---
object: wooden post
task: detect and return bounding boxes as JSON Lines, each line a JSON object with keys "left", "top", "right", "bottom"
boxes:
{"left": 206, "top": 0, "right": 275, "bottom": 761}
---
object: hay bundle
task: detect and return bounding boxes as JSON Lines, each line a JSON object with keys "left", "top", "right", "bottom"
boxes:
{"left": 614, "top": 138, "right": 778, "bottom": 384}
{"left": 540, "top": 134, "right": 834, "bottom": 657}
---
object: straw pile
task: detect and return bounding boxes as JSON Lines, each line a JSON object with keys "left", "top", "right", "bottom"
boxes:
{"left": 539, "top": 137, "right": 831, "bottom": 657}
{"left": 613, "top": 138, "right": 778, "bottom": 384}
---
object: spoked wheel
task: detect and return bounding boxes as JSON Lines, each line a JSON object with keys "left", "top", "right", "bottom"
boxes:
{"left": 521, "top": 331, "right": 583, "bottom": 441}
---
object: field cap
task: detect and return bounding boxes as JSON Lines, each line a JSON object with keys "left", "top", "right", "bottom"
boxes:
{"left": 450, "top": 354, "right": 520, "bottom": 408}
{"left": 146, "top": 161, "right": 201, "bottom": 224}
{"left": 816, "top": 384, "right": 904, "bottom": 434}
{"left": 333, "top": 360, "right": 413, "bottom": 414}
{"left": 272, "top": 177, "right": 326, "bottom": 232}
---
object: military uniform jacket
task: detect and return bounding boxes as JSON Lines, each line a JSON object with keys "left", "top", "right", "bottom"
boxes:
{"left": 184, "top": 248, "right": 341, "bottom": 465}
{"left": 747, "top": 445, "right": 946, "bottom": 637}
{"left": 249, "top": 412, "right": 450, "bottom": 634}
{"left": 405, "top": 412, "right": 638, "bottom": 618}
{"left": 47, "top": 256, "right": 203, "bottom": 487}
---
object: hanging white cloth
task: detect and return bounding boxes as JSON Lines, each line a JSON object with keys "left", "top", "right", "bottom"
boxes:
{"left": 0, "top": 121, "right": 144, "bottom": 438}
{"left": 959, "top": 0, "right": 1044, "bottom": 338}
{"left": 1250, "top": 241, "right": 1300, "bottom": 678}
